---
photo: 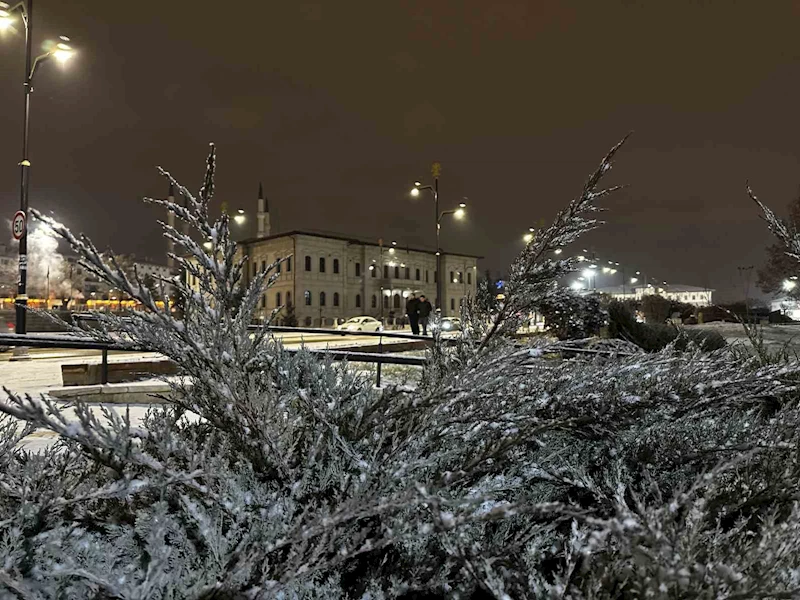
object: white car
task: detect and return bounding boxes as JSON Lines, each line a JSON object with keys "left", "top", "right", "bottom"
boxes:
{"left": 336, "top": 316, "right": 383, "bottom": 332}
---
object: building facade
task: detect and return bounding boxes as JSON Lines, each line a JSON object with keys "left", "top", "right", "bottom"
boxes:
{"left": 238, "top": 232, "right": 479, "bottom": 326}
{"left": 595, "top": 284, "right": 714, "bottom": 307}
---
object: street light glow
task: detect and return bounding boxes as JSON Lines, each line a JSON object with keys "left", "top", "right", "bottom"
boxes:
{"left": 783, "top": 279, "right": 796, "bottom": 291}
{"left": 582, "top": 269, "right": 595, "bottom": 279}
{"left": 0, "top": 9, "right": 12, "bottom": 30}
{"left": 523, "top": 232, "right": 534, "bottom": 243}
{"left": 410, "top": 187, "right": 420, "bottom": 197}
{"left": 554, "top": 248, "right": 562, "bottom": 254}
{"left": 454, "top": 207, "right": 465, "bottom": 219}
{"left": 53, "top": 37, "right": 74, "bottom": 63}
{"left": 630, "top": 277, "right": 639, "bottom": 284}
{"left": 233, "top": 209, "right": 246, "bottom": 225}
{"left": 570, "top": 281, "right": 584, "bottom": 290}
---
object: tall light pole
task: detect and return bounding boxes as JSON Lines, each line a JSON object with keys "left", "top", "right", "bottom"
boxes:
{"left": 1, "top": 0, "right": 74, "bottom": 339}
{"left": 410, "top": 165, "right": 466, "bottom": 313}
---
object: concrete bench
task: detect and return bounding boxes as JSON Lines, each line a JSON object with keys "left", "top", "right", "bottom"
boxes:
{"left": 61, "top": 360, "right": 177, "bottom": 386}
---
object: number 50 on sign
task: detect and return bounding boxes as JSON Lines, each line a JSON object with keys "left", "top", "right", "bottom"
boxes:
{"left": 12, "top": 211, "right": 25, "bottom": 240}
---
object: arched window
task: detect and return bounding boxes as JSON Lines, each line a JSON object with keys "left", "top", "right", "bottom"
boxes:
{"left": 371, "top": 295, "right": 377, "bottom": 308}
{"left": 319, "top": 257, "right": 326, "bottom": 273}
{"left": 333, "top": 292, "right": 340, "bottom": 307}
{"left": 286, "top": 257, "right": 292, "bottom": 272}
{"left": 370, "top": 265, "right": 376, "bottom": 278}
{"left": 416, "top": 268, "right": 420, "bottom": 281}
{"left": 320, "top": 291, "right": 326, "bottom": 306}
{"left": 383, "top": 265, "right": 389, "bottom": 279}
{"left": 393, "top": 293, "right": 401, "bottom": 309}
{"left": 305, "top": 256, "right": 311, "bottom": 271}
{"left": 261, "top": 295, "right": 266, "bottom": 308}
{"left": 383, "top": 295, "right": 389, "bottom": 309}
{"left": 451, "top": 298, "right": 455, "bottom": 311}
{"left": 286, "top": 291, "right": 292, "bottom": 307}
{"left": 405, "top": 267, "right": 410, "bottom": 279}
{"left": 356, "top": 294, "right": 362, "bottom": 308}
{"left": 467, "top": 271, "right": 472, "bottom": 285}
{"left": 450, "top": 271, "right": 455, "bottom": 283}
{"left": 333, "top": 259, "right": 340, "bottom": 274}
{"left": 304, "top": 290, "right": 312, "bottom": 306}
{"left": 276, "top": 258, "right": 281, "bottom": 274}
{"left": 276, "top": 292, "right": 282, "bottom": 307}
{"left": 394, "top": 266, "right": 400, "bottom": 279}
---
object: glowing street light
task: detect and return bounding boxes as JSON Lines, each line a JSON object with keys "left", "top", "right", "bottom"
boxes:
{"left": 570, "top": 281, "right": 584, "bottom": 291}
{"left": 0, "top": 5, "right": 12, "bottom": 29}
{"left": 554, "top": 248, "right": 562, "bottom": 255}
{"left": 53, "top": 36, "right": 74, "bottom": 62}
{"left": 783, "top": 279, "right": 796, "bottom": 292}
{"left": 454, "top": 202, "right": 466, "bottom": 219}
{"left": 630, "top": 277, "right": 639, "bottom": 284}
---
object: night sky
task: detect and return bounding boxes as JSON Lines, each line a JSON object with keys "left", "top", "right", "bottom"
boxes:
{"left": 2, "top": 0, "right": 800, "bottom": 301}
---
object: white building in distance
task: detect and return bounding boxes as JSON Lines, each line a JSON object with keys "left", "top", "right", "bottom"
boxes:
{"left": 595, "top": 284, "right": 713, "bottom": 306}
{"left": 198, "top": 185, "right": 480, "bottom": 326}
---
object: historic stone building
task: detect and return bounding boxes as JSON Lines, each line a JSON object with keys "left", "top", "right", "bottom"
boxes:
{"left": 236, "top": 186, "right": 479, "bottom": 326}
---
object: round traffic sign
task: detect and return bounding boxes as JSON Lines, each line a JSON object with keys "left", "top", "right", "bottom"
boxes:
{"left": 12, "top": 211, "right": 26, "bottom": 240}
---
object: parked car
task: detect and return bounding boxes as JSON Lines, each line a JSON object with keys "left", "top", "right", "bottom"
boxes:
{"left": 433, "top": 316, "right": 462, "bottom": 332}
{"left": 0, "top": 320, "right": 14, "bottom": 352}
{"left": 336, "top": 316, "right": 383, "bottom": 332}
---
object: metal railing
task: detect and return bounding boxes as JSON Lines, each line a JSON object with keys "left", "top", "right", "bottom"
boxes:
{"left": 0, "top": 331, "right": 427, "bottom": 388}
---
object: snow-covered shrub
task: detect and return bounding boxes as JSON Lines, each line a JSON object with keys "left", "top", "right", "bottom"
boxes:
{"left": 2, "top": 142, "right": 800, "bottom": 598}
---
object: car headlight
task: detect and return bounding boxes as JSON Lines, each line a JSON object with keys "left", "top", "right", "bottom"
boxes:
{"left": 442, "top": 321, "right": 452, "bottom": 330}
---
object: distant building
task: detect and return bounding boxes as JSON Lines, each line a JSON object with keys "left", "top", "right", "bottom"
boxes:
{"left": 188, "top": 185, "right": 480, "bottom": 326}
{"left": 237, "top": 231, "right": 478, "bottom": 326}
{"left": 595, "top": 284, "right": 714, "bottom": 307}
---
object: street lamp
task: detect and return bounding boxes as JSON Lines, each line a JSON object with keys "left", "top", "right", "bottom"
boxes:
{"left": 1, "top": 0, "right": 75, "bottom": 343}
{"left": 783, "top": 279, "right": 796, "bottom": 292}
{"left": 523, "top": 227, "right": 535, "bottom": 244}
{"left": 233, "top": 209, "right": 246, "bottom": 225}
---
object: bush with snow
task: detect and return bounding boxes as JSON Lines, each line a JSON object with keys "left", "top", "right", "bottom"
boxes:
{"left": 2, "top": 141, "right": 800, "bottom": 598}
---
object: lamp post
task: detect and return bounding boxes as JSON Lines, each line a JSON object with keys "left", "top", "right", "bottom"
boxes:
{"left": 411, "top": 170, "right": 466, "bottom": 313}
{"left": 1, "top": 0, "right": 74, "bottom": 342}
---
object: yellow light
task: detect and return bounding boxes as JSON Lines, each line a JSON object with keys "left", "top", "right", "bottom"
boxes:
{"left": 234, "top": 209, "right": 246, "bottom": 225}
{"left": 389, "top": 248, "right": 395, "bottom": 254}
{"left": 53, "top": 37, "right": 74, "bottom": 63}
{"left": 203, "top": 241, "right": 213, "bottom": 250}
{"left": 410, "top": 188, "right": 420, "bottom": 197}
{"left": 0, "top": 9, "right": 12, "bottom": 30}
{"left": 523, "top": 233, "right": 534, "bottom": 243}
{"left": 554, "top": 248, "right": 562, "bottom": 254}
{"left": 454, "top": 208, "right": 465, "bottom": 219}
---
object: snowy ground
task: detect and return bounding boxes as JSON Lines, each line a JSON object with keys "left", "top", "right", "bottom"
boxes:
{"left": 687, "top": 322, "right": 800, "bottom": 351}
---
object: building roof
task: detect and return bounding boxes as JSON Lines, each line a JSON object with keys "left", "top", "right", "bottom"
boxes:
{"left": 238, "top": 229, "right": 483, "bottom": 259}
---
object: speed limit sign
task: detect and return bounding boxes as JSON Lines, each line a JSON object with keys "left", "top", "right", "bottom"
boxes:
{"left": 12, "top": 211, "right": 26, "bottom": 240}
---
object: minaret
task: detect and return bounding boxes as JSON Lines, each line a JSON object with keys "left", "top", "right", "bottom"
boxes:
{"left": 166, "top": 182, "right": 176, "bottom": 270}
{"left": 257, "top": 182, "right": 270, "bottom": 237}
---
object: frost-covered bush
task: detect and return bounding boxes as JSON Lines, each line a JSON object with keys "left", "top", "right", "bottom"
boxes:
{"left": 2, "top": 142, "right": 800, "bottom": 598}
{"left": 608, "top": 301, "right": 726, "bottom": 352}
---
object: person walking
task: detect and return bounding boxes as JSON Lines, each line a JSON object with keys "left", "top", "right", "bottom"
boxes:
{"left": 405, "top": 293, "right": 420, "bottom": 335}
{"left": 418, "top": 294, "right": 432, "bottom": 336}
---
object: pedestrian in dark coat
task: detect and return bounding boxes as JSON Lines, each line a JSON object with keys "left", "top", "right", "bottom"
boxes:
{"left": 406, "top": 293, "right": 420, "bottom": 335}
{"left": 417, "top": 294, "right": 433, "bottom": 336}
